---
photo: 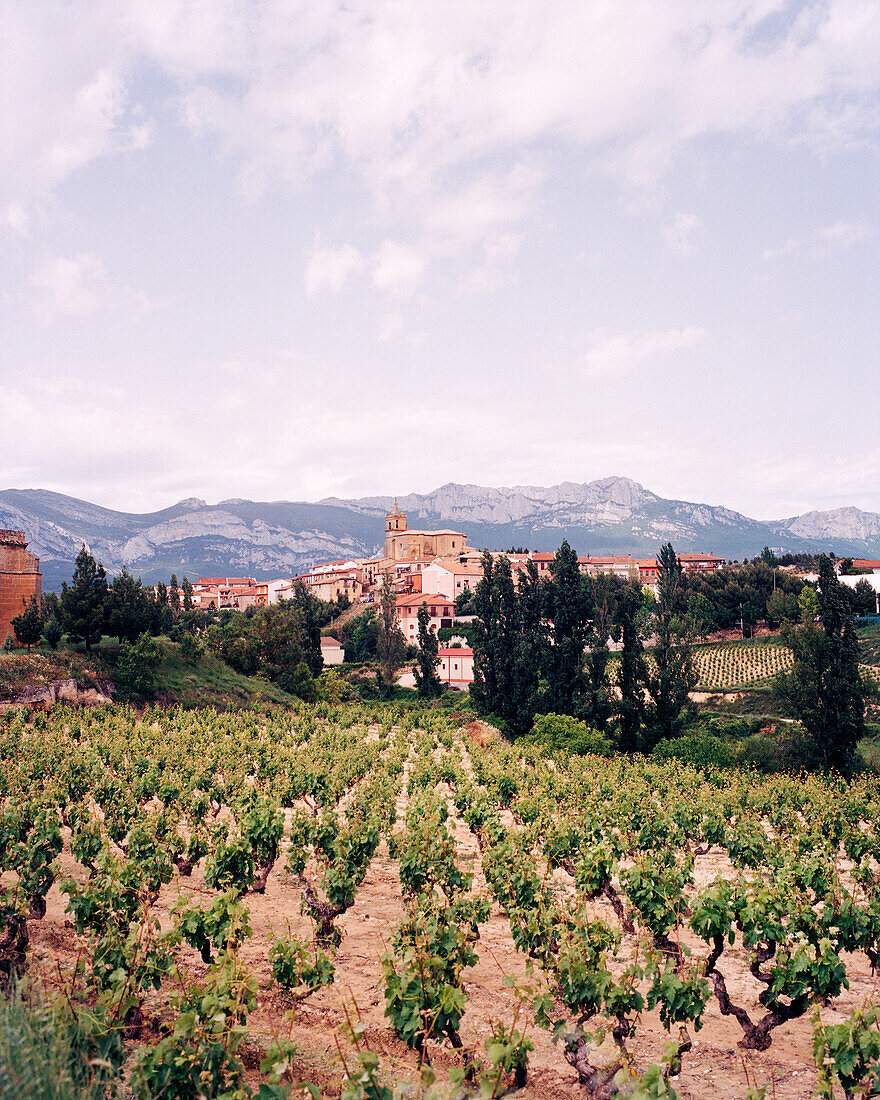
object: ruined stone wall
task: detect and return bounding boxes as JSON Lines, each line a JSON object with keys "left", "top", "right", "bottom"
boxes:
{"left": 0, "top": 531, "right": 42, "bottom": 644}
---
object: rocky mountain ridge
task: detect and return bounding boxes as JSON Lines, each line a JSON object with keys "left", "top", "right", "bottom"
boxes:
{"left": 3, "top": 479, "right": 879, "bottom": 591}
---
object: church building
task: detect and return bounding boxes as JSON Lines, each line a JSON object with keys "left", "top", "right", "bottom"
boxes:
{"left": 383, "top": 500, "right": 468, "bottom": 561}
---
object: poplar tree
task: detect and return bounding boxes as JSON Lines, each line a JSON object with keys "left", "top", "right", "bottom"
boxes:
{"left": 616, "top": 582, "right": 647, "bottom": 753}
{"left": 472, "top": 553, "right": 542, "bottom": 735}
{"left": 543, "top": 540, "right": 591, "bottom": 716}
{"left": 643, "top": 543, "right": 696, "bottom": 749}
{"left": 776, "top": 554, "right": 869, "bottom": 774}
{"left": 169, "top": 574, "right": 181, "bottom": 617}
{"left": 583, "top": 571, "right": 617, "bottom": 732}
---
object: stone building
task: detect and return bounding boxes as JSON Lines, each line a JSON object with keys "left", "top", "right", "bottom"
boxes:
{"left": 383, "top": 500, "right": 467, "bottom": 561}
{"left": 0, "top": 530, "right": 42, "bottom": 644}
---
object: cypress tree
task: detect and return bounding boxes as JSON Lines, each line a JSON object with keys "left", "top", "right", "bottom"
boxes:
{"left": 413, "top": 602, "right": 442, "bottom": 697}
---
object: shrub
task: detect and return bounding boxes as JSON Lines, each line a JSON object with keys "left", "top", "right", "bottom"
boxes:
{"left": 114, "top": 634, "right": 162, "bottom": 699}
{"left": 177, "top": 632, "right": 202, "bottom": 666}
{"left": 653, "top": 735, "right": 735, "bottom": 769}
{"left": 736, "top": 725, "right": 821, "bottom": 772}
{"left": 698, "top": 713, "right": 762, "bottom": 740}
{"left": 524, "top": 713, "right": 611, "bottom": 757}
{"left": 41, "top": 616, "right": 64, "bottom": 650}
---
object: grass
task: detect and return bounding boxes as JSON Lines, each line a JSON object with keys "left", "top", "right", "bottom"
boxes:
{"left": 0, "top": 637, "right": 302, "bottom": 711}
{"left": 147, "top": 640, "right": 302, "bottom": 710}
{"left": 0, "top": 985, "right": 122, "bottom": 1100}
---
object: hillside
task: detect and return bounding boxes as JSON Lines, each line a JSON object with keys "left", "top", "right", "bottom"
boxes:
{"left": 4, "top": 478, "right": 880, "bottom": 590}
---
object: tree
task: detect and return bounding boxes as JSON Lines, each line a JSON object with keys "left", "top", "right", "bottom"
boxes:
{"left": 181, "top": 577, "right": 194, "bottom": 613}
{"left": 766, "top": 588, "right": 799, "bottom": 628}
{"left": 776, "top": 555, "right": 869, "bottom": 774}
{"left": 11, "top": 594, "right": 43, "bottom": 650}
{"left": 290, "top": 582, "right": 323, "bottom": 677}
{"left": 105, "top": 568, "right": 152, "bottom": 643}
{"left": 799, "top": 585, "right": 819, "bottom": 624}
{"left": 340, "top": 610, "right": 379, "bottom": 663}
{"left": 686, "top": 592, "right": 717, "bottom": 640}
{"left": 454, "top": 589, "right": 475, "bottom": 615}
{"left": 643, "top": 544, "right": 696, "bottom": 749}
{"left": 849, "top": 579, "right": 877, "bottom": 617}
{"left": 376, "top": 572, "right": 406, "bottom": 696}
{"left": 61, "top": 545, "right": 109, "bottom": 651}
{"left": 543, "top": 540, "right": 591, "bottom": 717}
{"left": 169, "top": 574, "right": 181, "bottom": 617}
{"left": 616, "top": 582, "right": 647, "bottom": 753}
{"left": 413, "top": 602, "right": 442, "bottom": 698}
{"left": 582, "top": 572, "right": 617, "bottom": 731}
{"left": 471, "top": 554, "right": 542, "bottom": 735}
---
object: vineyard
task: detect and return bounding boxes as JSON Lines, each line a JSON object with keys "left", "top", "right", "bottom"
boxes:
{"left": 4, "top": 703, "right": 880, "bottom": 1099}
{"left": 690, "top": 639, "right": 793, "bottom": 690}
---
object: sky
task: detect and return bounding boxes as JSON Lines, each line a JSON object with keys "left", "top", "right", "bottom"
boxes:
{"left": 1, "top": 1, "right": 879, "bottom": 521}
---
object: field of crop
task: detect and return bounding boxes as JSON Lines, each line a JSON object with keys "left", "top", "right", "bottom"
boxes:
{"left": 4, "top": 703, "right": 880, "bottom": 1099}
{"left": 691, "top": 638, "right": 793, "bottom": 690}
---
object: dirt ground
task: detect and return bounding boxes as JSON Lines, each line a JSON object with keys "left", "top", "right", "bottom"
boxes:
{"left": 20, "top": 755, "right": 880, "bottom": 1100}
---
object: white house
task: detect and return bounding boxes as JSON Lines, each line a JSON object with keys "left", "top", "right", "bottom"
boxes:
{"left": 320, "top": 636, "right": 345, "bottom": 665}
{"left": 421, "top": 558, "right": 484, "bottom": 602}
{"left": 438, "top": 647, "right": 474, "bottom": 688}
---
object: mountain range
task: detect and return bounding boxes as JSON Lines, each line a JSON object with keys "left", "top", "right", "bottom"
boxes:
{"left": 2, "top": 478, "right": 880, "bottom": 592}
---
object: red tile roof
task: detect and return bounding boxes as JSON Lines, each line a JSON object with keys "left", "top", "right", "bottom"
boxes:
{"left": 395, "top": 592, "right": 453, "bottom": 609}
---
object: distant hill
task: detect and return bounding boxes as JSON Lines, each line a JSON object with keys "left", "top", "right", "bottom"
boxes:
{"left": 3, "top": 478, "right": 880, "bottom": 591}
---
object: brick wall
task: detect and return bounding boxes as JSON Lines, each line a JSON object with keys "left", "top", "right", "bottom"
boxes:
{"left": 0, "top": 533, "right": 42, "bottom": 644}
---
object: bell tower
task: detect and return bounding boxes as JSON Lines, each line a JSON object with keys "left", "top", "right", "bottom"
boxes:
{"left": 384, "top": 499, "right": 407, "bottom": 558}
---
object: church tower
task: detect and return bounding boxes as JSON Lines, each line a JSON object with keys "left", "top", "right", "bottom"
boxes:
{"left": 384, "top": 499, "right": 407, "bottom": 558}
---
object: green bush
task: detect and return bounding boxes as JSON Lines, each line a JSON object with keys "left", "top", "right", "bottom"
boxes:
{"left": 177, "top": 632, "right": 202, "bottom": 666}
{"left": 736, "top": 725, "right": 821, "bottom": 772}
{"left": 697, "top": 713, "right": 762, "bottom": 740}
{"left": 653, "top": 735, "right": 735, "bottom": 769}
{"left": 523, "top": 713, "right": 611, "bottom": 757}
{"left": 114, "top": 634, "right": 162, "bottom": 699}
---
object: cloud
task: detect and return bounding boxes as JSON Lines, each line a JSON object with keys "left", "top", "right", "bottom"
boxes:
{"left": 2, "top": 203, "right": 31, "bottom": 237}
{"left": 762, "top": 221, "right": 872, "bottom": 260}
{"left": 31, "top": 253, "right": 107, "bottom": 320}
{"left": 814, "top": 221, "right": 872, "bottom": 250}
{"left": 378, "top": 311, "right": 404, "bottom": 341}
{"left": 30, "top": 251, "right": 160, "bottom": 322}
{"left": 371, "top": 240, "right": 427, "bottom": 299}
{"left": 662, "top": 213, "right": 700, "bottom": 256}
{"left": 581, "top": 326, "right": 706, "bottom": 378}
{"left": 304, "top": 242, "right": 363, "bottom": 296}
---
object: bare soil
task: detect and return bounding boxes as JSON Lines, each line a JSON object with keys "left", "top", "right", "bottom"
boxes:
{"left": 20, "top": 765, "right": 880, "bottom": 1100}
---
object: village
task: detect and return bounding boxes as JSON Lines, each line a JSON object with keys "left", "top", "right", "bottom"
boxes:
{"left": 181, "top": 501, "right": 729, "bottom": 688}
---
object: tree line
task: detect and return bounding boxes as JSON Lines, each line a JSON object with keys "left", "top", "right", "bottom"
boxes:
{"left": 468, "top": 542, "right": 871, "bottom": 773}
{"left": 8, "top": 545, "right": 348, "bottom": 702}
{"left": 468, "top": 540, "right": 695, "bottom": 749}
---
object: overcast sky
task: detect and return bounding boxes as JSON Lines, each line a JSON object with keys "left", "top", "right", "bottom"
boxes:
{"left": 2, "top": 1, "right": 878, "bottom": 520}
